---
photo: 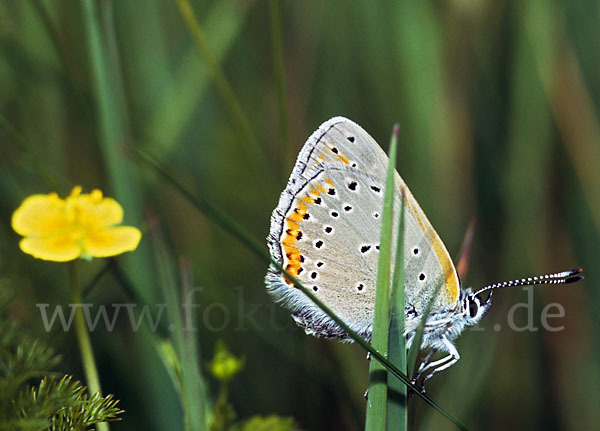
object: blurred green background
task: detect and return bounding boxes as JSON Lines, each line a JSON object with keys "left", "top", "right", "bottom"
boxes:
{"left": 1, "top": 0, "right": 599, "bottom": 430}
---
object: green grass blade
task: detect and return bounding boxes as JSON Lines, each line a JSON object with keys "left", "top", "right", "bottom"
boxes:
{"left": 134, "top": 147, "right": 469, "bottom": 431}
{"left": 180, "top": 260, "right": 210, "bottom": 431}
{"left": 151, "top": 228, "right": 207, "bottom": 431}
{"left": 387, "top": 174, "right": 407, "bottom": 430}
{"left": 80, "top": 0, "right": 157, "bottom": 302}
{"left": 365, "top": 124, "right": 399, "bottom": 431}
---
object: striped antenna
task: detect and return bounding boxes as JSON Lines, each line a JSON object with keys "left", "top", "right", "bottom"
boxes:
{"left": 474, "top": 268, "right": 583, "bottom": 296}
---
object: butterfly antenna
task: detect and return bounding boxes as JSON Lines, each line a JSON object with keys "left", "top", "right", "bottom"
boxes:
{"left": 474, "top": 268, "right": 583, "bottom": 296}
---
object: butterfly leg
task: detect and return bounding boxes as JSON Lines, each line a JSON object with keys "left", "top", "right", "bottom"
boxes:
{"left": 414, "top": 348, "right": 437, "bottom": 379}
{"left": 417, "top": 352, "right": 453, "bottom": 375}
{"left": 418, "top": 336, "right": 460, "bottom": 390}
{"left": 408, "top": 348, "right": 437, "bottom": 397}
{"left": 411, "top": 336, "right": 459, "bottom": 392}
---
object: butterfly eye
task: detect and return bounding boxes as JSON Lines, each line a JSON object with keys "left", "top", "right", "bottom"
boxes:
{"left": 468, "top": 299, "right": 479, "bottom": 319}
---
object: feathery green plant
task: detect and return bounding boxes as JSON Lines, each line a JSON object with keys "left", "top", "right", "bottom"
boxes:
{"left": 0, "top": 290, "right": 123, "bottom": 431}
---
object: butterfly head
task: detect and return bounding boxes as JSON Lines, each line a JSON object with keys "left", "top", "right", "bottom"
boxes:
{"left": 459, "top": 289, "right": 492, "bottom": 326}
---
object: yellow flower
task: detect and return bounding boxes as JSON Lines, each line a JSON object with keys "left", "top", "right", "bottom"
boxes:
{"left": 11, "top": 186, "right": 142, "bottom": 262}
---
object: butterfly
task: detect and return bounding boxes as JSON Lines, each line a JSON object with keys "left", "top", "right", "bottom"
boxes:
{"left": 266, "top": 116, "right": 583, "bottom": 386}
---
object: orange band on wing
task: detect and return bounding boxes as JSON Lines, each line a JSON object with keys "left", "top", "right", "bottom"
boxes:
{"left": 281, "top": 198, "right": 309, "bottom": 284}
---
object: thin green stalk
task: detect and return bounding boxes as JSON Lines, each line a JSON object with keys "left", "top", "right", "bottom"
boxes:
{"left": 365, "top": 125, "right": 399, "bottom": 431}
{"left": 71, "top": 260, "right": 109, "bottom": 431}
{"left": 133, "top": 148, "right": 469, "bottom": 431}
{"left": 269, "top": 0, "right": 290, "bottom": 179}
{"left": 388, "top": 187, "right": 407, "bottom": 429}
{"left": 180, "top": 268, "right": 208, "bottom": 431}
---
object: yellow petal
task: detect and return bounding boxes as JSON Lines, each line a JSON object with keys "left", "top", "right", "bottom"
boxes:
{"left": 19, "top": 235, "right": 81, "bottom": 262}
{"left": 67, "top": 191, "right": 124, "bottom": 230}
{"left": 83, "top": 226, "right": 142, "bottom": 258}
{"left": 12, "top": 194, "right": 68, "bottom": 237}
{"left": 91, "top": 197, "right": 124, "bottom": 227}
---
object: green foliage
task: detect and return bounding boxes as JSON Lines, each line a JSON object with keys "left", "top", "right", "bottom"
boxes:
{"left": 0, "top": 290, "right": 122, "bottom": 431}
